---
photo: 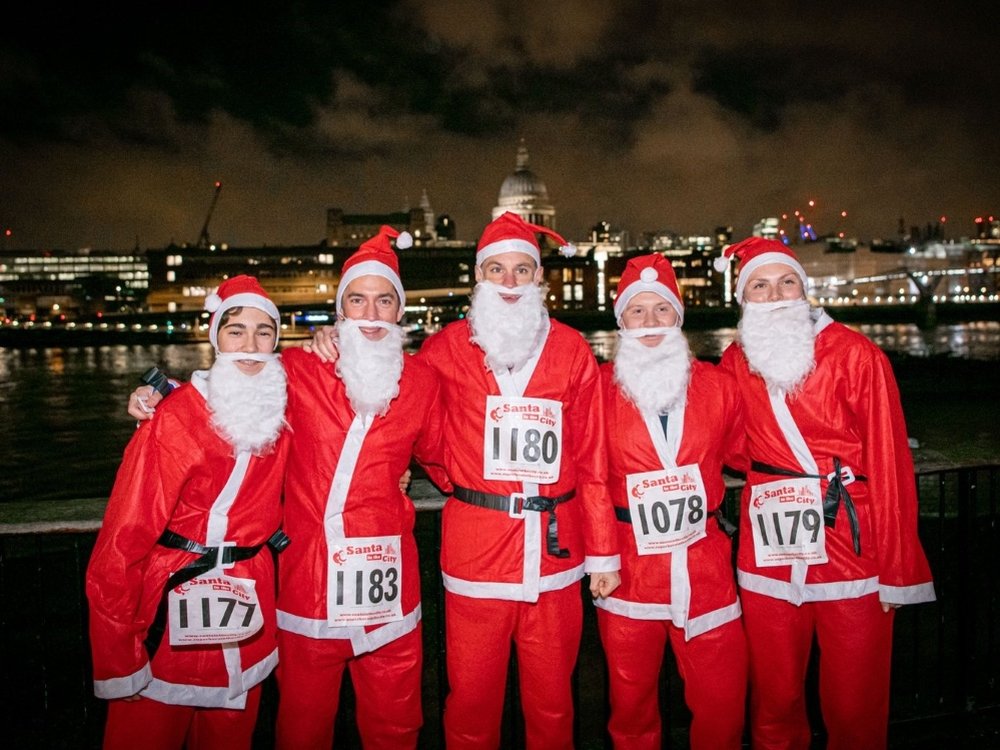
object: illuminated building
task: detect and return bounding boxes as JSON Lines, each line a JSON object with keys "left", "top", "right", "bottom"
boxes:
{"left": 0, "top": 248, "right": 148, "bottom": 319}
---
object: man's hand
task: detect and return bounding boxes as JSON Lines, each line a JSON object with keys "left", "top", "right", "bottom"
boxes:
{"left": 302, "top": 325, "right": 339, "bottom": 363}
{"left": 589, "top": 571, "right": 621, "bottom": 599}
{"left": 881, "top": 601, "right": 902, "bottom": 613}
{"left": 399, "top": 469, "right": 412, "bottom": 494}
{"left": 128, "top": 385, "right": 162, "bottom": 422}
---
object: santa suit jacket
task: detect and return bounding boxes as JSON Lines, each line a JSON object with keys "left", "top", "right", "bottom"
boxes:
{"left": 86, "top": 374, "right": 289, "bottom": 708}
{"left": 718, "top": 310, "right": 935, "bottom": 606}
{"left": 596, "top": 359, "right": 744, "bottom": 639}
{"left": 417, "top": 318, "right": 619, "bottom": 602}
{"left": 275, "top": 347, "right": 449, "bottom": 654}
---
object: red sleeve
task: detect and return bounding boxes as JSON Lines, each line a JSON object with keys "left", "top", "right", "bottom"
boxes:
{"left": 717, "top": 345, "right": 750, "bottom": 473}
{"left": 856, "top": 348, "right": 935, "bottom": 603}
{"left": 411, "top": 362, "right": 453, "bottom": 495}
{"left": 569, "top": 342, "right": 619, "bottom": 568}
{"left": 85, "top": 420, "right": 186, "bottom": 693}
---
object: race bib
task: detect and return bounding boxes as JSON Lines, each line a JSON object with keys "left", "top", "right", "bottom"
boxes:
{"left": 626, "top": 464, "right": 708, "bottom": 555}
{"left": 748, "top": 478, "right": 827, "bottom": 567}
{"left": 326, "top": 535, "right": 403, "bottom": 627}
{"left": 167, "top": 574, "right": 263, "bottom": 646}
{"left": 483, "top": 396, "right": 562, "bottom": 484}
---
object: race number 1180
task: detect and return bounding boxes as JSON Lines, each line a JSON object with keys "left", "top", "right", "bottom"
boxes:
{"left": 491, "top": 427, "right": 558, "bottom": 465}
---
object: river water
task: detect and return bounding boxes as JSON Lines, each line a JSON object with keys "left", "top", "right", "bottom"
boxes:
{"left": 2, "top": 320, "right": 998, "bottom": 504}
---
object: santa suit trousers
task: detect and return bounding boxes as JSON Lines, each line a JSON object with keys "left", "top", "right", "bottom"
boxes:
{"left": 741, "top": 589, "right": 894, "bottom": 750}
{"left": 597, "top": 610, "right": 747, "bottom": 750}
{"left": 102, "top": 685, "right": 262, "bottom": 750}
{"left": 443, "top": 585, "right": 583, "bottom": 750}
{"left": 274, "top": 625, "right": 423, "bottom": 750}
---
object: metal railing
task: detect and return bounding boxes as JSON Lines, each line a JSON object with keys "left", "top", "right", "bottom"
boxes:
{"left": 2, "top": 465, "right": 998, "bottom": 748}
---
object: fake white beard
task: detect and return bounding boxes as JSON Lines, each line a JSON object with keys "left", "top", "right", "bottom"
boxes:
{"left": 335, "top": 318, "right": 405, "bottom": 418}
{"left": 738, "top": 299, "right": 817, "bottom": 393}
{"left": 613, "top": 326, "right": 692, "bottom": 415}
{"left": 467, "top": 280, "right": 549, "bottom": 372}
{"left": 207, "top": 352, "right": 288, "bottom": 455}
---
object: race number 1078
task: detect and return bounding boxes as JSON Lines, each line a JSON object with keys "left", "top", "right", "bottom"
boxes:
{"left": 634, "top": 494, "right": 705, "bottom": 535}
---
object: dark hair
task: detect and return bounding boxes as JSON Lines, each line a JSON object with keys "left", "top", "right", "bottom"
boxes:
{"left": 218, "top": 306, "right": 243, "bottom": 327}
{"left": 218, "top": 306, "right": 277, "bottom": 332}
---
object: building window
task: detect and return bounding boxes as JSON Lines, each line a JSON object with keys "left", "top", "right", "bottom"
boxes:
{"left": 562, "top": 268, "right": 573, "bottom": 283}
{"left": 563, "top": 285, "right": 573, "bottom": 302}
{"left": 574, "top": 284, "right": 584, "bottom": 302}
{"left": 166, "top": 270, "right": 176, "bottom": 282}
{"left": 574, "top": 268, "right": 584, "bottom": 282}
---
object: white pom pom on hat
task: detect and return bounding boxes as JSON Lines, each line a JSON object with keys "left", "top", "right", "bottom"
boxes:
{"left": 713, "top": 255, "right": 732, "bottom": 273}
{"left": 204, "top": 292, "right": 223, "bottom": 313}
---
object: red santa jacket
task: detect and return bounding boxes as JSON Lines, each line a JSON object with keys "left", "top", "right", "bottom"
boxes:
{"left": 417, "top": 318, "right": 619, "bottom": 602}
{"left": 86, "top": 375, "right": 288, "bottom": 707}
{"left": 719, "top": 312, "right": 935, "bottom": 606}
{"left": 276, "top": 347, "right": 449, "bottom": 654}
{"left": 596, "top": 359, "right": 744, "bottom": 639}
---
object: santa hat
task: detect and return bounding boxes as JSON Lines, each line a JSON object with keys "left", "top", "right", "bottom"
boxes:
{"left": 477, "top": 211, "right": 575, "bottom": 266}
{"left": 613, "top": 253, "right": 684, "bottom": 325}
{"left": 205, "top": 275, "right": 281, "bottom": 350}
{"left": 335, "top": 225, "right": 411, "bottom": 315}
{"left": 713, "top": 237, "right": 809, "bottom": 302}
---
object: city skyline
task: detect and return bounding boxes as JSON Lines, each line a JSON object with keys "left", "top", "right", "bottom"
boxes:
{"left": 2, "top": 1, "right": 998, "bottom": 250}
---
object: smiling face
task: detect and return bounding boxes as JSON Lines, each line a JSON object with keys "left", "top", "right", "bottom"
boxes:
{"left": 741, "top": 262, "right": 807, "bottom": 304}
{"left": 217, "top": 306, "right": 278, "bottom": 375}
{"left": 620, "top": 291, "right": 680, "bottom": 347}
{"left": 475, "top": 251, "right": 543, "bottom": 302}
{"left": 341, "top": 274, "right": 402, "bottom": 340}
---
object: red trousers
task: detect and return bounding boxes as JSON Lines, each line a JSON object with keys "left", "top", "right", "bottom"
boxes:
{"left": 102, "top": 684, "right": 261, "bottom": 750}
{"left": 443, "top": 586, "right": 583, "bottom": 750}
{"left": 597, "top": 610, "right": 747, "bottom": 750}
{"left": 741, "top": 589, "right": 894, "bottom": 750}
{"left": 275, "top": 625, "right": 423, "bottom": 750}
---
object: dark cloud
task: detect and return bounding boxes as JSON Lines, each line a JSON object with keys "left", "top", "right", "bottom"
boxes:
{"left": 1, "top": 1, "right": 997, "bottom": 249}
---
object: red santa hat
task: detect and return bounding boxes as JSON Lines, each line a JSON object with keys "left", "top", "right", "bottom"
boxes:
{"left": 613, "top": 253, "right": 684, "bottom": 325}
{"left": 713, "top": 237, "right": 809, "bottom": 302}
{"left": 476, "top": 211, "right": 575, "bottom": 266}
{"left": 205, "top": 275, "right": 281, "bottom": 350}
{"left": 335, "top": 225, "right": 411, "bottom": 315}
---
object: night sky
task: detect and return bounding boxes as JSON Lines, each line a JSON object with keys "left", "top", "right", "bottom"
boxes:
{"left": 2, "top": 0, "right": 997, "bottom": 250}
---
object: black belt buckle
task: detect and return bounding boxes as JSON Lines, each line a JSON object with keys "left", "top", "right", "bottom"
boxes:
{"left": 267, "top": 529, "right": 291, "bottom": 553}
{"left": 508, "top": 492, "right": 528, "bottom": 519}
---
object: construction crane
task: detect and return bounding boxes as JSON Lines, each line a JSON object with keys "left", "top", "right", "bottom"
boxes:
{"left": 196, "top": 181, "right": 223, "bottom": 249}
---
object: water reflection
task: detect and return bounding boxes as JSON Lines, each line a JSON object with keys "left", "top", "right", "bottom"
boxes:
{"left": 0, "top": 322, "right": 997, "bottom": 503}
{"left": 585, "top": 321, "right": 1000, "bottom": 362}
{"left": 852, "top": 321, "right": 1000, "bottom": 360}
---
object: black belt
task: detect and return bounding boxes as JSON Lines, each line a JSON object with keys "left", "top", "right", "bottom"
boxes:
{"left": 614, "top": 505, "right": 737, "bottom": 538}
{"left": 452, "top": 485, "right": 574, "bottom": 558}
{"left": 145, "top": 528, "right": 291, "bottom": 658}
{"left": 751, "top": 458, "right": 865, "bottom": 556}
